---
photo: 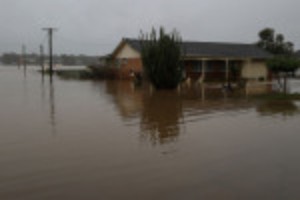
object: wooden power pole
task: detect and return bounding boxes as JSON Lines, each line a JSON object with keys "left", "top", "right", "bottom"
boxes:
{"left": 40, "top": 44, "right": 44, "bottom": 72}
{"left": 42, "top": 28, "right": 57, "bottom": 76}
{"left": 22, "top": 44, "right": 27, "bottom": 68}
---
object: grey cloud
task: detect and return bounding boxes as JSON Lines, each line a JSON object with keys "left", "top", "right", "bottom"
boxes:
{"left": 0, "top": 0, "right": 299, "bottom": 55}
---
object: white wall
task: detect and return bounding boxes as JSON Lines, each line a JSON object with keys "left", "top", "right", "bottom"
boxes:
{"left": 241, "top": 60, "right": 268, "bottom": 80}
{"left": 116, "top": 44, "right": 140, "bottom": 59}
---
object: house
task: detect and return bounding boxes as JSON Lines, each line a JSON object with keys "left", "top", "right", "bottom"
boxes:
{"left": 110, "top": 38, "right": 272, "bottom": 82}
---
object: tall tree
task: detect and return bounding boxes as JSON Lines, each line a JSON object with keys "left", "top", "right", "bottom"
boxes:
{"left": 257, "top": 28, "right": 299, "bottom": 93}
{"left": 140, "top": 27, "right": 183, "bottom": 89}
{"left": 257, "top": 28, "right": 294, "bottom": 55}
{"left": 267, "top": 56, "right": 300, "bottom": 93}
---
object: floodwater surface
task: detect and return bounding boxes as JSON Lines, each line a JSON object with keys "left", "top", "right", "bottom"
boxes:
{"left": 1, "top": 66, "right": 300, "bottom": 200}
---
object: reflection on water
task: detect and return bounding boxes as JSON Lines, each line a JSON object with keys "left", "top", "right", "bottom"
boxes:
{"left": 257, "top": 100, "right": 299, "bottom": 117}
{"left": 2, "top": 66, "right": 300, "bottom": 200}
{"left": 49, "top": 77, "right": 56, "bottom": 133}
{"left": 104, "top": 81, "right": 265, "bottom": 145}
{"left": 104, "top": 80, "right": 143, "bottom": 119}
{"left": 104, "top": 81, "right": 184, "bottom": 144}
{"left": 140, "top": 91, "right": 183, "bottom": 145}
{"left": 39, "top": 71, "right": 57, "bottom": 134}
{"left": 101, "top": 79, "right": 300, "bottom": 145}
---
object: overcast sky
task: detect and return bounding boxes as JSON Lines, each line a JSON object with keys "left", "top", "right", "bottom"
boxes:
{"left": 0, "top": 0, "right": 300, "bottom": 55}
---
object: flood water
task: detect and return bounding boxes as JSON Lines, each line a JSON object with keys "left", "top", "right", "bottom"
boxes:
{"left": 1, "top": 66, "right": 300, "bottom": 200}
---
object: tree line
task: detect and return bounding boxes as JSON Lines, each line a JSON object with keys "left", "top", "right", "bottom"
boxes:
{"left": 0, "top": 52, "right": 99, "bottom": 66}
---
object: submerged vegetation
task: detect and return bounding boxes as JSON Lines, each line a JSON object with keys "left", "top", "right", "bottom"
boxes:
{"left": 251, "top": 92, "right": 300, "bottom": 101}
{"left": 257, "top": 99, "right": 299, "bottom": 116}
{"left": 40, "top": 69, "right": 93, "bottom": 80}
{"left": 87, "top": 65, "right": 117, "bottom": 79}
{"left": 54, "top": 70, "right": 93, "bottom": 80}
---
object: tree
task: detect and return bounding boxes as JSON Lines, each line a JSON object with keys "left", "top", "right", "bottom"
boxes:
{"left": 0, "top": 52, "right": 19, "bottom": 65}
{"left": 257, "top": 28, "right": 300, "bottom": 94}
{"left": 140, "top": 27, "right": 183, "bottom": 89}
{"left": 61, "top": 54, "right": 76, "bottom": 65}
{"left": 257, "top": 28, "right": 294, "bottom": 55}
{"left": 267, "top": 56, "right": 300, "bottom": 93}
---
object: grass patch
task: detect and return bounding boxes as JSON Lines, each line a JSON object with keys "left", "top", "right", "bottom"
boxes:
{"left": 39, "top": 69, "right": 94, "bottom": 80}
{"left": 251, "top": 92, "right": 300, "bottom": 100}
{"left": 87, "top": 66, "right": 117, "bottom": 79}
{"left": 55, "top": 70, "right": 93, "bottom": 80}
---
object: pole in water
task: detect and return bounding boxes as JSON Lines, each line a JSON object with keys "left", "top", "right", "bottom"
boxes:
{"left": 22, "top": 44, "right": 27, "bottom": 69}
{"left": 40, "top": 44, "right": 45, "bottom": 73}
{"left": 42, "top": 27, "right": 57, "bottom": 76}
{"left": 17, "top": 56, "right": 21, "bottom": 69}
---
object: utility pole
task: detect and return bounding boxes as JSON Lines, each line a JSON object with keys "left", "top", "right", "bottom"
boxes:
{"left": 22, "top": 44, "right": 27, "bottom": 68}
{"left": 40, "top": 44, "right": 44, "bottom": 73}
{"left": 42, "top": 28, "right": 57, "bottom": 76}
{"left": 17, "top": 56, "right": 21, "bottom": 69}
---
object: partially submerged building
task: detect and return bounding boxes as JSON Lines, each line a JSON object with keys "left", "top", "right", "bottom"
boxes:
{"left": 110, "top": 38, "right": 272, "bottom": 82}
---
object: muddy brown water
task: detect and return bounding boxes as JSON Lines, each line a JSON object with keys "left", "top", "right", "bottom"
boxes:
{"left": 1, "top": 66, "right": 300, "bottom": 200}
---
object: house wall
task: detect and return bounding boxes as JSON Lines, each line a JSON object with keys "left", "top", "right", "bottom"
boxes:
{"left": 114, "top": 44, "right": 143, "bottom": 79}
{"left": 116, "top": 44, "right": 140, "bottom": 59}
{"left": 184, "top": 60, "right": 243, "bottom": 81}
{"left": 241, "top": 60, "right": 268, "bottom": 81}
{"left": 118, "top": 58, "right": 143, "bottom": 79}
{"left": 112, "top": 42, "right": 270, "bottom": 80}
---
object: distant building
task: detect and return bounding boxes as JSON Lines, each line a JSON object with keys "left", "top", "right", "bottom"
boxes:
{"left": 110, "top": 38, "right": 272, "bottom": 82}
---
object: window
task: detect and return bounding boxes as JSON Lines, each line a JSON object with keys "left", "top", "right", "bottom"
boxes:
{"left": 192, "top": 61, "right": 202, "bottom": 72}
{"left": 115, "top": 59, "right": 121, "bottom": 68}
{"left": 218, "top": 63, "right": 226, "bottom": 72}
{"left": 122, "top": 58, "right": 128, "bottom": 65}
{"left": 114, "top": 58, "right": 129, "bottom": 68}
{"left": 205, "top": 61, "right": 213, "bottom": 72}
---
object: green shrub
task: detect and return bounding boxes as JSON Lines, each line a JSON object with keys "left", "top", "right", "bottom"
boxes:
{"left": 140, "top": 27, "right": 183, "bottom": 89}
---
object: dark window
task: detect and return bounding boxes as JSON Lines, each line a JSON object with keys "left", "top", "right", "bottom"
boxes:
{"left": 122, "top": 58, "right": 128, "bottom": 65}
{"left": 218, "top": 63, "right": 226, "bottom": 72}
{"left": 205, "top": 61, "right": 213, "bottom": 72}
{"left": 115, "top": 59, "right": 123, "bottom": 68}
{"left": 192, "top": 61, "right": 202, "bottom": 72}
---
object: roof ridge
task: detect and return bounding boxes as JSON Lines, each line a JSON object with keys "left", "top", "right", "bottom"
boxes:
{"left": 124, "top": 38, "right": 257, "bottom": 46}
{"left": 121, "top": 37, "right": 272, "bottom": 58}
{"left": 182, "top": 40, "right": 255, "bottom": 46}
